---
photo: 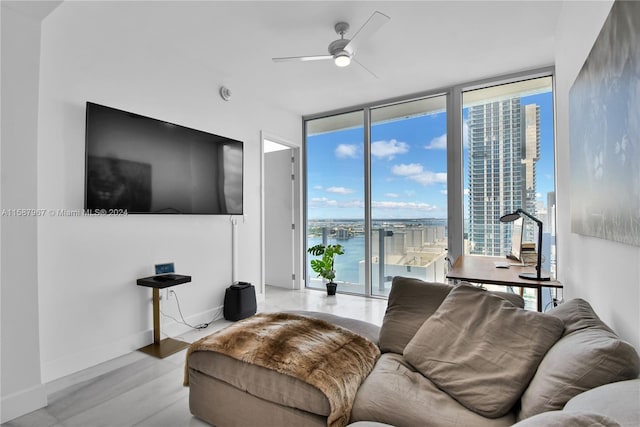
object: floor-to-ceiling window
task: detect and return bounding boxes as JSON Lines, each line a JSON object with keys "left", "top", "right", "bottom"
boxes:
{"left": 305, "top": 95, "right": 449, "bottom": 297}
{"left": 306, "top": 111, "right": 366, "bottom": 294}
{"left": 305, "top": 70, "right": 555, "bottom": 301}
{"left": 370, "top": 96, "right": 448, "bottom": 296}
{"left": 462, "top": 76, "right": 556, "bottom": 309}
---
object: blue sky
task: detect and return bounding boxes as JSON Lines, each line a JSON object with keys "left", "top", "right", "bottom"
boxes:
{"left": 307, "top": 92, "right": 555, "bottom": 220}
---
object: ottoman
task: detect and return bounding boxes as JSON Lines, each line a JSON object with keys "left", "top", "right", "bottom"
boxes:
{"left": 186, "top": 311, "right": 380, "bottom": 426}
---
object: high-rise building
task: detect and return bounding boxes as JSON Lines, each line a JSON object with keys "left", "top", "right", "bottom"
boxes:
{"left": 522, "top": 104, "right": 541, "bottom": 242}
{"left": 467, "top": 99, "right": 540, "bottom": 255}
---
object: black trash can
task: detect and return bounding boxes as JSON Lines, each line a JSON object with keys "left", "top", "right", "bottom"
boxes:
{"left": 223, "top": 282, "right": 257, "bottom": 321}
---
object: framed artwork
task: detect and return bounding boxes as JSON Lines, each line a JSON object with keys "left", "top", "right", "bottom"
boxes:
{"left": 569, "top": 0, "right": 640, "bottom": 246}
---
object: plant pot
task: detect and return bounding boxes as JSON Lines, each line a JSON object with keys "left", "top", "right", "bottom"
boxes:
{"left": 326, "top": 282, "right": 337, "bottom": 296}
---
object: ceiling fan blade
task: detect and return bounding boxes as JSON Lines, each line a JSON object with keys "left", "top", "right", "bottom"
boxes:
{"left": 353, "top": 58, "right": 379, "bottom": 79}
{"left": 344, "top": 11, "right": 390, "bottom": 53}
{"left": 272, "top": 55, "right": 333, "bottom": 62}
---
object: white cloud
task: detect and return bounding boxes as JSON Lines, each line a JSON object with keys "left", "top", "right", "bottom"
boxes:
{"left": 390, "top": 163, "right": 446, "bottom": 186}
{"left": 313, "top": 185, "right": 323, "bottom": 190}
{"left": 391, "top": 163, "right": 424, "bottom": 176}
{"left": 310, "top": 197, "right": 363, "bottom": 209}
{"left": 425, "top": 133, "right": 447, "bottom": 150}
{"left": 335, "top": 144, "right": 359, "bottom": 159}
{"left": 408, "top": 171, "right": 447, "bottom": 186}
{"left": 371, "top": 139, "right": 409, "bottom": 160}
{"left": 326, "top": 186, "right": 354, "bottom": 194}
{"left": 384, "top": 193, "right": 400, "bottom": 198}
{"left": 424, "top": 121, "right": 468, "bottom": 149}
{"left": 440, "top": 189, "right": 448, "bottom": 195}
{"left": 372, "top": 200, "right": 437, "bottom": 211}
{"left": 310, "top": 197, "right": 336, "bottom": 207}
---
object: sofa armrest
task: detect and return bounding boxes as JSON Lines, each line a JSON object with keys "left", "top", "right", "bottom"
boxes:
{"left": 563, "top": 379, "right": 640, "bottom": 427}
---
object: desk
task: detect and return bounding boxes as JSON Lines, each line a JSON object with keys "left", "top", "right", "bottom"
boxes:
{"left": 446, "top": 256, "right": 562, "bottom": 312}
{"left": 137, "top": 274, "right": 191, "bottom": 358}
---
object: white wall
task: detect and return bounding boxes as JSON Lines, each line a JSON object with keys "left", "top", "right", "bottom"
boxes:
{"left": 36, "top": 2, "right": 300, "bottom": 382}
{"left": 555, "top": 0, "right": 640, "bottom": 350}
{"left": 0, "top": 5, "right": 48, "bottom": 422}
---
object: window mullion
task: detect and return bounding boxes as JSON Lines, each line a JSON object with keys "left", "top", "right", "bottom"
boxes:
{"left": 363, "top": 107, "right": 372, "bottom": 297}
{"left": 448, "top": 87, "right": 464, "bottom": 262}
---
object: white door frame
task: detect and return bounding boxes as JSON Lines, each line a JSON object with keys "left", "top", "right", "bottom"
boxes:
{"left": 260, "top": 131, "right": 302, "bottom": 293}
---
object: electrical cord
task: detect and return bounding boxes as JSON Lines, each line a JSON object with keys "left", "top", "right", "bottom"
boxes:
{"left": 542, "top": 285, "right": 562, "bottom": 312}
{"left": 160, "top": 290, "right": 218, "bottom": 330}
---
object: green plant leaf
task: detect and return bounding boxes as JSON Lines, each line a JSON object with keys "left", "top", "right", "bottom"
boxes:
{"left": 307, "top": 243, "right": 345, "bottom": 280}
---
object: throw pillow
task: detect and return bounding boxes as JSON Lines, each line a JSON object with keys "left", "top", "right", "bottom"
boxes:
{"left": 378, "top": 277, "right": 453, "bottom": 354}
{"left": 378, "top": 276, "right": 524, "bottom": 354}
{"left": 518, "top": 299, "right": 640, "bottom": 420}
{"left": 403, "top": 283, "right": 564, "bottom": 418}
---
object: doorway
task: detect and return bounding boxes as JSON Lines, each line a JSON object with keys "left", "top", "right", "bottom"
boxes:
{"left": 261, "top": 133, "right": 301, "bottom": 292}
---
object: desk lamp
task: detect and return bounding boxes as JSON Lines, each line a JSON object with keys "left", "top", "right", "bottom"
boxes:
{"left": 500, "top": 209, "right": 550, "bottom": 281}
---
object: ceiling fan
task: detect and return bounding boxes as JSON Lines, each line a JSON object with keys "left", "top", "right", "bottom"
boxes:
{"left": 272, "top": 11, "right": 390, "bottom": 77}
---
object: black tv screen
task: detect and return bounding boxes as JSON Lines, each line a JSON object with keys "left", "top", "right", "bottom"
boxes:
{"left": 84, "top": 102, "right": 243, "bottom": 214}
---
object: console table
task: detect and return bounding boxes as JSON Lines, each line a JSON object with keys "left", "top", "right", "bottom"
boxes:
{"left": 137, "top": 274, "right": 191, "bottom": 358}
{"left": 446, "top": 255, "right": 562, "bottom": 312}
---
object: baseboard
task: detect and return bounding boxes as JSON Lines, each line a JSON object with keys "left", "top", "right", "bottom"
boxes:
{"left": 40, "top": 328, "right": 150, "bottom": 384}
{"left": 40, "top": 305, "right": 224, "bottom": 384}
{"left": 0, "top": 383, "right": 47, "bottom": 423}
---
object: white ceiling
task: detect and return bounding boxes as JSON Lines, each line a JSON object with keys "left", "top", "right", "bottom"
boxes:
{"left": 14, "top": 0, "right": 564, "bottom": 117}
{"left": 192, "top": 0, "right": 563, "bottom": 116}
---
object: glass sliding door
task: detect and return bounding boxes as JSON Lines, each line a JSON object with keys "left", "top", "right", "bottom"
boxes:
{"left": 369, "top": 96, "right": 449, "bottom": 296}
{"left": 462, "top": 76, "right": 556, "bottom": 309}
{"left": 305, "top": 111, "right": 366, "bottom": 294}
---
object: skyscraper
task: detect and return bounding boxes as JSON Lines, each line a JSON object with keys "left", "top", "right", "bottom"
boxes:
{"left": 467, "top": 99, "right": 540, "bottom": 256}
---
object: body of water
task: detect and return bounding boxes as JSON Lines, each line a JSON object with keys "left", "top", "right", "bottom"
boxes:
{"left": 307, "top": 235, "right": 364, "bottom": 284}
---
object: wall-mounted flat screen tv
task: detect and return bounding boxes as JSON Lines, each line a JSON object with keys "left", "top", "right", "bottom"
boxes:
{"left": 85, "top": 102, "right": 243, "bottom": 214}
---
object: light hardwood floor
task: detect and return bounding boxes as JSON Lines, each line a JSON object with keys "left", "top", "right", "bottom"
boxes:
{"left": 3, "top": 286, "right": 388, "bottom": 427}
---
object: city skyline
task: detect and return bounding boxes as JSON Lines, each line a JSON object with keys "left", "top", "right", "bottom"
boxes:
{"left": 306, "top": 92, "right": 555, "bottom": 222}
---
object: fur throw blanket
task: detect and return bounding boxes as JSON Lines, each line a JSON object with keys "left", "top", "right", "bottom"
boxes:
{"left": 185, "top": 312, "right": 380, "bottom": 427}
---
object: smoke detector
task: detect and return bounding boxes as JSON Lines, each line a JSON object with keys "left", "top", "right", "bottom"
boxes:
{"left": 219, "top": 86, "right": 232, "bottom": 101}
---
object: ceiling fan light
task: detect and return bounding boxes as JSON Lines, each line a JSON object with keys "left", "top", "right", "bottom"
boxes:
{"left": 334, "top": 51, "right": 351, "bottom": 67}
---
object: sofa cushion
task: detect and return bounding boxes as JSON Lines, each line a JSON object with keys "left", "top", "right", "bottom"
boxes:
{"left": 350, "top": 353, "right": 516, "bottom": 427}
{"left": 403, "top": 284, "right": 564, "bottom": 418}
{"left": 546, "top": 297, "right": 616, "bottom": 335}
{"left": 378, "top": 276, "right": 524, "bottom": 354}
{"left": 518, "top": 299, "right": 640, "bottom": 420}
{"left": 378, "top": 277, "right": 453, "bottom": 354}
{"left": 564, "top": 380, "right": 640, "bottom": 427}
{"left": 511, "top": 411, "right": 621, "bottom": 427}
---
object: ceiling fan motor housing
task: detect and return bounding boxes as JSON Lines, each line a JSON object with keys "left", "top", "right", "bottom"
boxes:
{"left": 328, "top": 38, "right": 352, "bottom": 56}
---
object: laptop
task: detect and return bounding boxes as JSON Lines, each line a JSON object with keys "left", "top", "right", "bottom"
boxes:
{"left": 507, "top": 217, "right": 524, "bottom": 262}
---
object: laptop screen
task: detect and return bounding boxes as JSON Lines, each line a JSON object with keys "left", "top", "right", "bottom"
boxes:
{"left": 510, "top": 217, "right": 524, "bottom": 261}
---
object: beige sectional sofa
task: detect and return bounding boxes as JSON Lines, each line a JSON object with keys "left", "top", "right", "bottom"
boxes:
{"left": 186, "top": 277, "right": 640, "bottom": 427}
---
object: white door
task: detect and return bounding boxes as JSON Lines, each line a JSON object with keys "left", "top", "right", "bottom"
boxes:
{"left": 264, "top": 142, "right": 295, "bottom": 288}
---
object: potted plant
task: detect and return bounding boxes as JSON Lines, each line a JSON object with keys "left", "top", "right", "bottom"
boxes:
{"left": 307, "top": 243, "right": 344, "bottom": 295}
